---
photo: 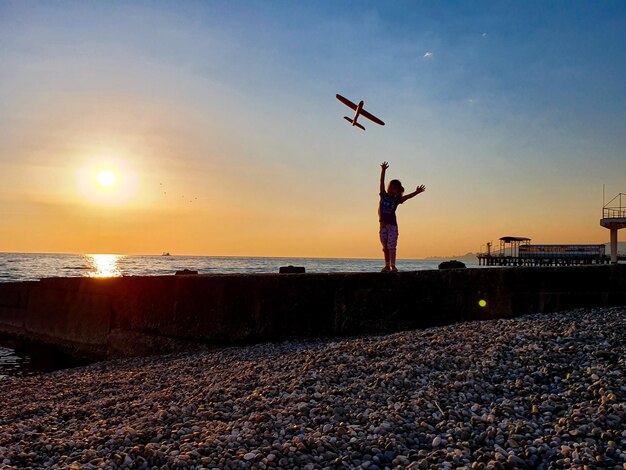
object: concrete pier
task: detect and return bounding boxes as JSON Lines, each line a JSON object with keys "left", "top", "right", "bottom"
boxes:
{"left": 1, "top": 265, "right": 625, "bottom": 358}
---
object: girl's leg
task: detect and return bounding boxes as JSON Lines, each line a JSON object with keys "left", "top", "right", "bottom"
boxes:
{"left": 388, "top": 226, "right": 399, "bottom": 270}
{"left": 380, "top": 226, "right": 391, "bottom": 269}
{"left": 389, "top": 249, "right": 397, "bottom": 269}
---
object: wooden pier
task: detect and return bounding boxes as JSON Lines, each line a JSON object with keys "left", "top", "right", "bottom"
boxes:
{"left": 477, "top": 254, "right": 610, "bottom": 267}
{"left": 477, "top": 236, "right": 610, "bottom": 267}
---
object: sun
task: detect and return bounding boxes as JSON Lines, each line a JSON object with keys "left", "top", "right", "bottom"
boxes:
{"left": 76, "top": 157, "right": 138, "bottom": 206}
{"left": 97, "top": 169, "right": 117, "bottom": 187}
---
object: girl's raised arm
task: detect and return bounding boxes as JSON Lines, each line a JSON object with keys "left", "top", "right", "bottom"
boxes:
{"left": 380, "top": 161, "right": 389, "bottom": 194}
{"left": 401, "top": 184, "right": 426, "bottom": 203}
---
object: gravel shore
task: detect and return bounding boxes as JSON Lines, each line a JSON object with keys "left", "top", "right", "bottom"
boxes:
{"left": 1, "top": 308, "right": 624, "bottom": 469}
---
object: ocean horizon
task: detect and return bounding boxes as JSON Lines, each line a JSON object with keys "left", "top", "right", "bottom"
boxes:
{"left": 0, "top": 252, "right": 478, "bottom": 283}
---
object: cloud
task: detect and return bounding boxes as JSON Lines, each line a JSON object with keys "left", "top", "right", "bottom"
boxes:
{"left": 423, "top": 51, "right": 433, "bottom": 59}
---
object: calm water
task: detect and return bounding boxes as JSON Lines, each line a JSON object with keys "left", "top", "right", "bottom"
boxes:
{"left": 0, "top": 252, "right": 476, "bottom": 282}
{"left": 0, "top": 253, "right": 476, "bottom": 377}
{"left": 0, "top": 336, "right": 92, "bottom": 379}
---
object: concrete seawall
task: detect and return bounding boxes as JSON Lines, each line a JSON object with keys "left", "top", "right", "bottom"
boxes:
{"left": 1, "top": 265, "right": 625, "bottom": 358}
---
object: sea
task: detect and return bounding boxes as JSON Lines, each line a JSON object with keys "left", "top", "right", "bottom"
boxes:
{"left": 0, "top": 252, "right": 476, "bottom": 377}
{"left": 0, "top": 252, "right": 476, "bottom": 282}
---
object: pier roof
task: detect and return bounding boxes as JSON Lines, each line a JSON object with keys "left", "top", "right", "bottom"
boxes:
{"left": 499, "top": 236, "right": 531, "bottom": 243}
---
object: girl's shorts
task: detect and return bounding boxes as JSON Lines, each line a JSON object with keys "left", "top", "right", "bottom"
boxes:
{"left": 379, "top": 225, "right": 399, "bottom": 251}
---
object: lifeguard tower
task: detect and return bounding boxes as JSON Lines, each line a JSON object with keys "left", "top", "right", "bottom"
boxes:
{"left": 601, "top": 192, "right": 626, "bottom": 263}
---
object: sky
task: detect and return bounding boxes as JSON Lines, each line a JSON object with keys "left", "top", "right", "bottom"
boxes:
{"left": 1, "top": 1, "right": 625, "bottom": 258}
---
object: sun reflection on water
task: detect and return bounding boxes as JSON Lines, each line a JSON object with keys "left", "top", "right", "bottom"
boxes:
{"left": 87, "top": 254, "right": 123, "bottom": 277}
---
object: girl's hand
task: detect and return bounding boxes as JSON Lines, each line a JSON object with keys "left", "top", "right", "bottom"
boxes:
{"left": 381, "top": 161, "right": 389, "bottom": 171}
{"left": 416, "top": 184, "right": 426, "bottom": 194}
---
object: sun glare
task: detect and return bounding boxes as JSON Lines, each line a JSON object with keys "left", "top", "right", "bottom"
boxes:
{"left": 97, "top": 169, "right": 116, "bottom": 187}
{"left": 87, "top": 254, "right": 122, "bottom": 277}
{"left": 76, "top": 156, "right": 139, "bottom": 206}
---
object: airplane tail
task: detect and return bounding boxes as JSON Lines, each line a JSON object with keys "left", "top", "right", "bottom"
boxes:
{"left": 344, "top": 116, "right": 365, "bottom": 130}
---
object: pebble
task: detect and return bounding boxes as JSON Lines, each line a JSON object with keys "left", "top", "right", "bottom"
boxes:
{"left": 0, "top": 307, "right": 624, "bottom": 469}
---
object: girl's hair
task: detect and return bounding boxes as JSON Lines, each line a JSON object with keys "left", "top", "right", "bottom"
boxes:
{"left": 387, "top": 179, "right": 404, "bottom": 195}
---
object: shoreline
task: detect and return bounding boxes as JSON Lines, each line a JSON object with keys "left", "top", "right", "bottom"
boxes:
{"left": 1, "top": 307, "right": 624, "bottom": 468}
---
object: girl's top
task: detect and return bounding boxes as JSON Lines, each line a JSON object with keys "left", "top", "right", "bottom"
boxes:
{"left": 379, "top": 192, "right": 403, "bottom": 226}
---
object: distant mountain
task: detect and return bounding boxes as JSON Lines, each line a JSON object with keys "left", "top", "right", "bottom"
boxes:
{"left": 425, "top": 252, "right": 478, "bottom": 262}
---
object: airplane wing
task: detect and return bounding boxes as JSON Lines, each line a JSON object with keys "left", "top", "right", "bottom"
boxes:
{"left": 360, "top": 108, "right": 385, "bottom": 126}
{"left": 336, "top": 94, "right": 357, "bottom": 111}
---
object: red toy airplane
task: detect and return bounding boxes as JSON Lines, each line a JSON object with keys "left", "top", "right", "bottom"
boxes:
{"left": 336, "top": 94, "right": 385, "bottom": 130}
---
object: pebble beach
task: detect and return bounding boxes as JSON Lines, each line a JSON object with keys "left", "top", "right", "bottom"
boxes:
{"left": 0, "top": 308, "right": 624, "bottom": 470}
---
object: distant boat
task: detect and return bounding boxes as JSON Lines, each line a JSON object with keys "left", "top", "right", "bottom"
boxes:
{"left": 162, "top": 252, "right": 171, "bottom": 256}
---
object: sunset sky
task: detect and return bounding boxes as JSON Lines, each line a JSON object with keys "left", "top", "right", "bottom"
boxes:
{"left": 1, "top": 1, "right": 625, "bottom": 258}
